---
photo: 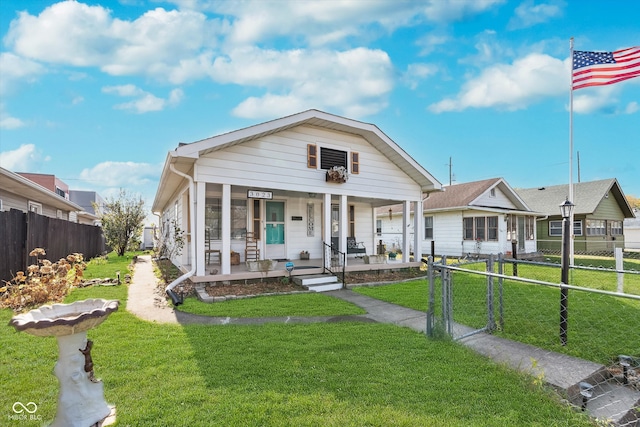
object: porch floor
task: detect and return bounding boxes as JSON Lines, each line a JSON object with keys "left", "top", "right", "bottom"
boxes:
{"left": 185, "top": 256, "right": 422, "bottom": 283}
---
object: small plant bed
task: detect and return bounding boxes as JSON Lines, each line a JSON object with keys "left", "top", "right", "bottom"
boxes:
{"left": 205, "top": 280, "right": 307, "bottom": 297}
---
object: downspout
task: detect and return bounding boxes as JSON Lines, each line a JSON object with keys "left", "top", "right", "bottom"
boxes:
{"left": 165, "top": 162, "right": 196, "bottom": 306}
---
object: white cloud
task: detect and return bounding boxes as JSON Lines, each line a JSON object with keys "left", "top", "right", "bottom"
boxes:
{"left": 625, "top": 102, "right": 639, "bottom": 115}
{"left": 0, "top": 144, "right": 49, "bottom": 170}
{"left": 416, "top": 33, "right": 450, "bottom": 56}
{"left": 79, "top": 161, "right": 161, "bottom": 187}
{"left": 0, "top": 52, "right": 45, "bottom": 96}
{"left": 102, "top": 85, "right": 184, "bottom": 113}
{"left": 572, "top": 86, "right": 638, "bottom": 115}
{"left": 212, "top": 47, "right": 393, "bottom": 119}
{"left": 5, "top": 2, "right": 216, "bottom": 84}
{"left": 403, "top": 63, "right": 439, "bottom": 89}
{"left": 0, "top": 104, "right": 25, "bottom": 129}
{"left": 1, "top": 0, "right": 508, "bottom": 120}
{"left": 508, "top": 0, "right": 565, "bottom": 30}
{"left": 459, "top": 30, "right": 516, "bottom": 66}
{"left": 429, "top": 53, "right": 566, "bottom": 112}
{"left": 0, "top": 116, "right": 25, "bottom": 130}
{"left": 173, "top": 0, "right": 503, "bottom": 46}
{"left": 422, "top": 0, "right": 505, "bottom": 21}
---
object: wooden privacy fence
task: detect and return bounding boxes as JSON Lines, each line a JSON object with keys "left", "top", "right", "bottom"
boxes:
{"left": 0, "top": 209, "right": 106, "bottom": 283}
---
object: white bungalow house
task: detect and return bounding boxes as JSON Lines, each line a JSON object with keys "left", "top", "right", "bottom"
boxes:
{"left": 376, "top": 178, "right": 539, "bottom": 258}
{"left": 152, "top": 109, "right": 442, "bottom": 286}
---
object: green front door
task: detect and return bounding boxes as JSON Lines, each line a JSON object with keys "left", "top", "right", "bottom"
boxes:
{"left": 265, "top": 201, "right": 285, "bottom": 259}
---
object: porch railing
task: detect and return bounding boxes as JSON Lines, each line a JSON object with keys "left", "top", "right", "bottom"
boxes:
{"left": 323, "top": 241, "right": 346, "bottom": 288}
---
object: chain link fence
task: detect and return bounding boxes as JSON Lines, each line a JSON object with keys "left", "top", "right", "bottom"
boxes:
{"left": 425, "top": 255, "right": 640, "bottom": 425}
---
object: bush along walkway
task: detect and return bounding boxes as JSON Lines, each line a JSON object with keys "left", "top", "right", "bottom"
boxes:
{"left": 129, "top": 255, "right": 639, "bottom": 424}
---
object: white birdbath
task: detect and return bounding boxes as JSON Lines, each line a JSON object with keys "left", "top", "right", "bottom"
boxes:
{"left": 10, "top": 299, "right": 119, "bottom": 427}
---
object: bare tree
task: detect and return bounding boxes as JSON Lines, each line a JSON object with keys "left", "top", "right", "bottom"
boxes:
{"left": 98, "top": 189, "right": 146, "bottom": 256}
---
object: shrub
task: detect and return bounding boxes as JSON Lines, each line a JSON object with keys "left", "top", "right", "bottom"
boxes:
{"left": 0, "top": 248, "right": 86, "bottom": 312}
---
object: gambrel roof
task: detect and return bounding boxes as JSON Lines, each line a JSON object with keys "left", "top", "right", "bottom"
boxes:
{"left": 516, "top": 178, "right": 635, "bottom": 218}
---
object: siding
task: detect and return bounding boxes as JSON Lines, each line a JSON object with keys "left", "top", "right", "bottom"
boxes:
{"left": 432, "top": 211, "right": 463, "bottom": 256}
{"left": 474, "top": 187, "right": 518, "bottom": 209}
{"left": 0, "top": 189, "right": 71, "bottom": 220}
{"left": 196, "top": 124, "right": 422, "bottom": 202}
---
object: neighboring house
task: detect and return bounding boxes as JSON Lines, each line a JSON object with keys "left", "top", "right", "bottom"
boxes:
{"left": 140, "top": 226, "right": 156, "bottom": 250}
{"left": 517, "top": 179, "right": 635, "bottom": 253}
{"left": 17, "top": 172, "right": 70, "bottom": 200}
{"left": 377, "top": 178, "right": 538, "bottom": 258}
{"left": 152, "top": 109, "right": 442, "bottom": 281}
{"left": 623, "top": 209, "right": 640, "bottom": 250}
{"left": 69, "top": 190, "right": 106, "bottom": 216}
{"left": 0, "top": 167, "right": 83, "bottom": 220}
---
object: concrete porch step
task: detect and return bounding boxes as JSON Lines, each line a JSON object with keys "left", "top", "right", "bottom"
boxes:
{"left": 293, "top": 274, "right": 343, "bottom": 292}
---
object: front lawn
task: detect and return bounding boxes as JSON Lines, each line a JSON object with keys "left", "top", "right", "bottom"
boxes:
{"left": 179, "top": 293, "right": 366, "bottom": 317}
{"left": 354, "top": 270, "right": 640, "bottom": 364}
{"left": 0, "top": 281, "right": 594, "bottom": 426}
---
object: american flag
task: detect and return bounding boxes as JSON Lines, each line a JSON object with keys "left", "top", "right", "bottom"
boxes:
{"left": 572, "top": 46, "right": 640, "bottom": 90}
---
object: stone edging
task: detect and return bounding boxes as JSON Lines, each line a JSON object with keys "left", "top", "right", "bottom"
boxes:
{"left": 195, "top": 284, "right": 311, "bottom": 303}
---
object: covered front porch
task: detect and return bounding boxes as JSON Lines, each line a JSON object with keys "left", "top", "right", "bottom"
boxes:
{"left": 184, "top": 254, "right": 423, "bottom": 284}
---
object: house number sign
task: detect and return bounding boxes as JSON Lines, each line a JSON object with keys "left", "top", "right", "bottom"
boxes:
{"left": 247, "top": 190, "right": 273, "bottom": 199}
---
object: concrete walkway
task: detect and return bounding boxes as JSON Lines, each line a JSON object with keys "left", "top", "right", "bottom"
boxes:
{"left": 128, "top": 255, "right": 639, "bottom": 425}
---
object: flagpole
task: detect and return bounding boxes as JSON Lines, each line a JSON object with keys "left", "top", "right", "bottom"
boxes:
{"left": 569, "top": 37, "right": 575, "bottom": 265}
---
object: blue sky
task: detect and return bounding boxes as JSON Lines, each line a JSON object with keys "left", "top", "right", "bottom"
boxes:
{"left": 0, "top": 0, "right": 638, "bottom": 224}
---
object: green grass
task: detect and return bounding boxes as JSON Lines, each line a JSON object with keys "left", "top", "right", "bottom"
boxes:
{"left": 82, "top": 251, "right": 145, "bottom": 281}
{"left": 354, "top": 270, "right": 640, "bottom": 365}
{"left": 178, "top": 293, "right": 366, "bottom": 317}
{"left": 1, "top": 283, "right": 593, "bottom": 426}
{"left": 519, "top": 256, "right": 640, "bottom": 295}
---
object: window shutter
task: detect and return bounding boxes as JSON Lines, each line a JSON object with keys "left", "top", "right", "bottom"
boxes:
{"left": 307, "top": 144, "right": 317, "bottom": 168}
{"left": 351, "top": 152, "right": 359, "bottom": 174}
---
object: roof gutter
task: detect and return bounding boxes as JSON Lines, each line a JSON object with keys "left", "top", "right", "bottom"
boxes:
{"left": 165, "top": 162, "right": 196, "bottom": 306}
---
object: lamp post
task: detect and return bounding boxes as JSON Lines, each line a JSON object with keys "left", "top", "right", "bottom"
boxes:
{"left": 559, "top": 198, "right": 574, "bottom": 346}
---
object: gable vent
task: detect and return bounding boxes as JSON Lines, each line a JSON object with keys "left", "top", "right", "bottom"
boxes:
{"left": 320, "top": 147, "right": 347, "bottom": 170}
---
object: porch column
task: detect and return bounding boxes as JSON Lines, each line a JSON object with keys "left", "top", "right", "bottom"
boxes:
{"left": 339, "top": 194, "right": 348, "bottom": 266}
{"left": 413, "top": 200, "right": 423, "bottom": 262}
{"left": 195, "top": 180, "right": 206, "bottom": 276}
{"left": 323, "top": 193, "right": 332, "bottom": 269}
{"left": 220, "top": 184, "right": 231, "bottom": 275}
{"left": 402, "top": 200, "right": 411, "bottom": 261}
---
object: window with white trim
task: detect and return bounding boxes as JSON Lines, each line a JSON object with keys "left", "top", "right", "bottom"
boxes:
{"left": 550, "top": 219, "right": 583, "bottom": 236}
{"left": 573, "top": 220, "right": 583, "bottom": 236}
{"left": 424, "top": 216, "right": 433, "bottom": 239}
{"left": 586, "top": 219, "right": 606, "bottom": 236}
{"left": 464, "top": 216, "right": 498, "bottom": 241}
{"left": 610, "top": 220, "right": 623, "bottom": 235}
{"left": 525, "top": 216, "right": 535, "bottom": 240}
{"left": 28, "top": 201, "right": 41, "bottom": 214}
{"left": 205, "top": 198, "right": 247, "bottom": 240}
{"left": 487, "top": 216, "right": 498, "bottom": 240}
